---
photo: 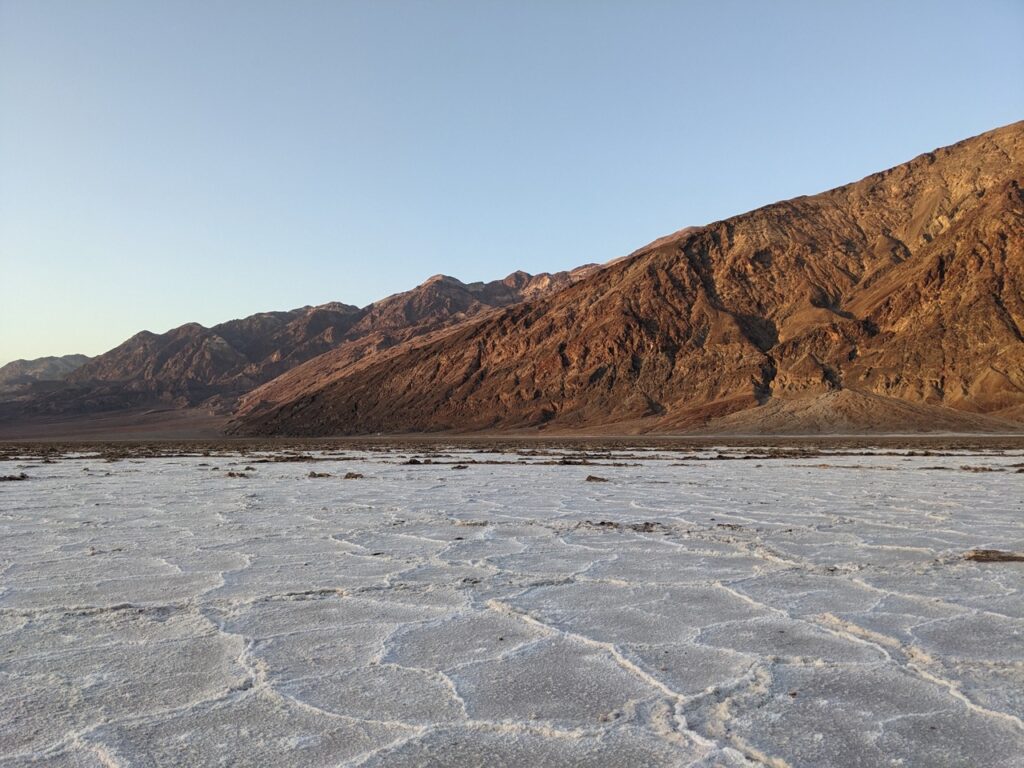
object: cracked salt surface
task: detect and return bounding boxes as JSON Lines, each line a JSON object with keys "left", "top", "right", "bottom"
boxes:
{"left": 1, "top": 446, "right": 1023, "bottom": 766}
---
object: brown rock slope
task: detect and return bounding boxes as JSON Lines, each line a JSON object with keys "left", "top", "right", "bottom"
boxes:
{"left": 232, "top": 265, "right": 601, "bottom": 419}
{"left": 232, "top": 121, "right": 1024, "bottom": 435}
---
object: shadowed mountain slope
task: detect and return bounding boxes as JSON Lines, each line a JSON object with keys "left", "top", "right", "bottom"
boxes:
{"left": 231, "top": 121, "right": 1024, "bottom": 435}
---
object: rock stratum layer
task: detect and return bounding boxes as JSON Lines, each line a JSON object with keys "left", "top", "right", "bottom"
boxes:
{"left": 233, "top": 121, "right": 1024, "bottom": 435}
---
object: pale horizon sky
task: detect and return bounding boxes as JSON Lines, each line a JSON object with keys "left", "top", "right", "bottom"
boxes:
{"left": 2, "top": 0, "right": 1023, "bottom": 366}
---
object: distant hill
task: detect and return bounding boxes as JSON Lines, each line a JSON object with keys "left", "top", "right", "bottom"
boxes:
{"left": 230, "top": 121, "right": 1024, "bottom": 435}
{"left": 0, "top": 354, "right": 91, "bottom": 397}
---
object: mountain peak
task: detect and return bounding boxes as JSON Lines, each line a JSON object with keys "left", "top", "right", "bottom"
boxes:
{"left": 422, "top": 273, "right": 465, "bottom": 287}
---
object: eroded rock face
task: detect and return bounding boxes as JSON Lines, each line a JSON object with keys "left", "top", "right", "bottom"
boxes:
{"left": 232, "top": 121, "right": 1024, "bottom": 435}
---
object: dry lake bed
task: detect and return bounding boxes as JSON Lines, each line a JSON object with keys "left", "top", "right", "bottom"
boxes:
{"left": 1, "top": 442, "right": 1023, "bottom": 767}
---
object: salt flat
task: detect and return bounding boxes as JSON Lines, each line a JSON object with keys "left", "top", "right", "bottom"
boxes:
{"left": 1, "top": 445, "right": 1023, "bottom": 767}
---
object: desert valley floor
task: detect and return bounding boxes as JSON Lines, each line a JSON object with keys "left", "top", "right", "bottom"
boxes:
{"left": 1, "top": 441, "right": 1023, "bottom": 767}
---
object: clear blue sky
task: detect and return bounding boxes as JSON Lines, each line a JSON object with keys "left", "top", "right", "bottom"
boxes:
{"left": 1, "top": 0, "right": 1022, "bottom": 365}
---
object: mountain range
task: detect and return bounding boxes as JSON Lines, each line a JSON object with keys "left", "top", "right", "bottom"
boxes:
{"left": 4, "top": 121, "right": 1023, "bottom": 436}
{"left": 5, "top": 266, "right": 598, "bottom": 420}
